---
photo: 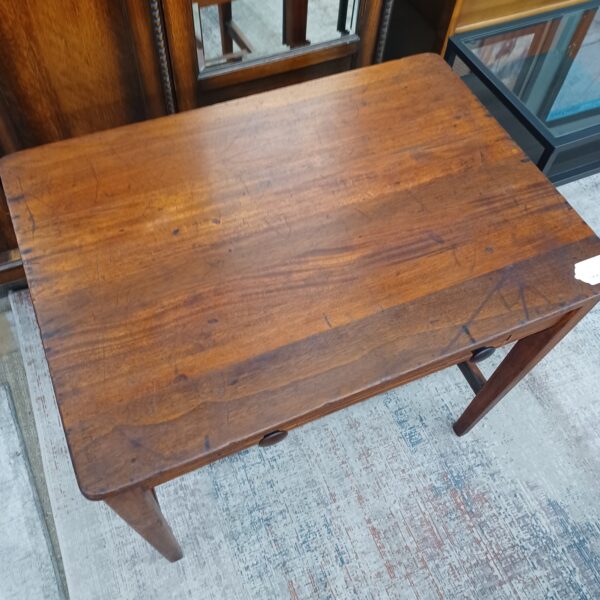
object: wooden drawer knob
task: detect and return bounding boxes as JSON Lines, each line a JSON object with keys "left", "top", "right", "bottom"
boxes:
{"left": 259, "top": 430, "right": 288, "bottom": 447}
{"left": 471, "top": 346, "right": 495, "bottom": 363}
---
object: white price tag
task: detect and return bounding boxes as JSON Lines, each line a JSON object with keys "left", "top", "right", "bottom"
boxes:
{"left": 575, "top": 255, "right": 600, "bottom": 285}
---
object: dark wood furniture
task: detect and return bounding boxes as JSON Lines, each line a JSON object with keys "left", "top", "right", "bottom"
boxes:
{"left": 3, "top": 54, "right": 599, "bottom": 561}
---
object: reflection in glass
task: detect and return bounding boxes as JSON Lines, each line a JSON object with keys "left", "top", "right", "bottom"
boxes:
{"left": 192, "top": 0, "right": 357, "bottom": 71}
{"left": 464, "top": 7, "right": 600, "bottom": 136}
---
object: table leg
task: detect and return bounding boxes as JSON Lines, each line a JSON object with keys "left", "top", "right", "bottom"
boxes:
{"left": 453, "top": 302, "right": 595, "bottom": 436}
{"left": 105, "top": 486, "right": 183, "bottom": 562}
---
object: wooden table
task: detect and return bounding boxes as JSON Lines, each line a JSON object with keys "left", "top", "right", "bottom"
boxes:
{"left": 2, "top": 54, "right": 600, "bottom": 562}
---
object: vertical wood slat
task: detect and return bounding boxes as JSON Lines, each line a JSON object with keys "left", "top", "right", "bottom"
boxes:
{"left": 356, "top": 0, "right": 385, "bottom": 66}
{"left": 162, "top": 0, "right": 199, "bottom": 111}
{"left": 440, "top": 0, "right": 464, "bottom": 56}
{"left": 124, "top": 0, "right": 169, "bottom": 118}
{"left": 283, "top": 0, "right": 310, "bottom": 48}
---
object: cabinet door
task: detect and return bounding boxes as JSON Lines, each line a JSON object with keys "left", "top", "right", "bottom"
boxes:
{"left": 162, "top": 0, "right": 386, "bottom": 107}
{"left": 0, "top": 0, "right": 169, "bottom": 267}
{"left": 0, "top": 0, "right": 167, "bottom": 154}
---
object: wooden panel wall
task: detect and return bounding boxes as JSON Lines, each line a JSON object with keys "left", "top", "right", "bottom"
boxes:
{"left": 0, "top": 0, "right": 166, "bottom": 154}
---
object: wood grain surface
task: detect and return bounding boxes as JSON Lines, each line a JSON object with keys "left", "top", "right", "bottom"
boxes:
{"left": 162, "top": 0, "right": 199, "bottom": 111}
{"left": 2, "top": 54, "right": 600, "bottom": 500}
{"left": 0, "top": 0, "right": 165, "bottom": 154}
{"left": 356, "top": 0, "right": 385, "bottom": 65}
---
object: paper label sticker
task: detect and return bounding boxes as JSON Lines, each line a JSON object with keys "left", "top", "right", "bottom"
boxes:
{"left": 575, "top": 255, "right": 600, "bottom": 285}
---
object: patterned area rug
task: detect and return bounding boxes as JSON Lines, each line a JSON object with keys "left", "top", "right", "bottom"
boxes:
{"left": 0, "top": 384, "right": 61, "bottom": 599}
{"left": 10, "top": 282, "right": 600, "bottom": 599}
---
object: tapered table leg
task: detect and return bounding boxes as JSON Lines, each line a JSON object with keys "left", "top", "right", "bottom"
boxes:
{"left": 454, "top": 302, "right": 596, "bottom": 436}
{"left": 105, "top": 487, "right": 183, "bottom": 562}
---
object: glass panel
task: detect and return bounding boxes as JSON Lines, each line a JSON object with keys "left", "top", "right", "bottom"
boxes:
{"left": 192, "top": 0, "right": 358, "bottom": 71}
{"left": 462, "top": 6, "right": 600, "bottom": 137}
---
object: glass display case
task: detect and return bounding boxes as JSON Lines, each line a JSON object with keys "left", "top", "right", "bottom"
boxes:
{"left": 446, "top": 0, "right": 600, "bottom": 184}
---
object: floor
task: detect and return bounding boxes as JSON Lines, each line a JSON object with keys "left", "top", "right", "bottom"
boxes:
{"left": 0, "top": 296, "right": 68, "bottom": 597}
{"left": 0, "top": 384, "right": 61, "bottom": 599}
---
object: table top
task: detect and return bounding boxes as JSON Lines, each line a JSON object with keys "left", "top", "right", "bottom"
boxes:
{"left": 3, "top": 54, "right": 600, "bottom": 499}
{"left": 456, "top": 1, "right": 600, "bottom": 138}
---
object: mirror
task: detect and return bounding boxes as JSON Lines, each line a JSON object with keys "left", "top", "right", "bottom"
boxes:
{"left": 192, "top": 0, "right": 358, "bottom": 71}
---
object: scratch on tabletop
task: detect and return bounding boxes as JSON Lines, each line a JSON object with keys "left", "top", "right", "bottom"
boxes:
{"left": 443, "top": 271, "right": 509, "bottom": 353}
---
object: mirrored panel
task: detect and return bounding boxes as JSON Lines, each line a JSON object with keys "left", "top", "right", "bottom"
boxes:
{"left": 192, "top": 0, "right": 358, "bottom": 71}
